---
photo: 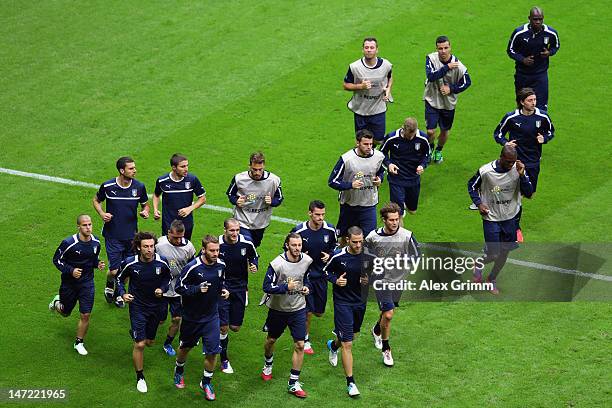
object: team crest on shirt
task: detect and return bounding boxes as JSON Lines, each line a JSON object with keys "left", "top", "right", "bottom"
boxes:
{"left": 363, "top": 260, "right": 370, "bottom": 268}
{"left": 324, "top": 234, "right": 329, "bottom": 243}
{"left": 535, "top": 120, "right": 541, "bottom": 128}
{"left": 156, "top": 266, "right": 161, "bottom": 275}
{"left": 415, "top": 142, "right": 421, "bottom": 151}
{"left": 185, "top": 181, "right": 191, "bottom": 189}
{"left": 544, "top": 36, "right": 549, "bottom": 45}
{"left": 218, "top": 269, "right": 223, "bottom": 277}
{"left": 169, "top": 259, "right": 177, "bottom": 269}
{"left": 241, "top": 248, "right": 247, "bottom": 256}
{"left": 131, "top": 188, "right": 138, "bottom": 197}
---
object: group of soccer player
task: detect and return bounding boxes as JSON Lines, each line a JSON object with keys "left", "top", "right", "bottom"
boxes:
{"left": 48, "top": 5, "right": 560, "bottom": 401}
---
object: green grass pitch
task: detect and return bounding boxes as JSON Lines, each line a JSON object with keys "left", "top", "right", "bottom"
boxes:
{"left": 1, "top": 1, "right": 610, "bottom": 407}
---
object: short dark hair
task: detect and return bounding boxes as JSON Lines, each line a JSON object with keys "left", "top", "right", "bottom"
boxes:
{"left": 380, "top": 202, "right": 402, "bottom": 219}
{"left": 169, "top": 219, "right": 185, "bottom": 234}
{"left": 501, "top": 144, "right": 518, "bottom": 158}
{"left": 170, "top": 153, "right": 188, "bottom": 167}
{"left": 436, "top": 35, "right": 450, "bottom": 45}
{"left": 284, "top": 232, "right": 302, "bottom": 249}
{"left": 133, "top": 231, "right": 157, "bottom": 251}
{"left": 223, "top": 218, "right": 240, "bottom": 229}
{"left": 249, "top": 151, "right": 265, "bottom": 165}
{"left": 201, "top": 234, "right": 219, "bottom": 249}
{"left": 363, "top": 37, "right": 378, "bottom": 46}
{"left": 308, "top": 200, "right": 326, "bottom": 212}
{"left": 76, "top": 214, "right": 91, "bottom": 225}
{"left": 355, "top": 129, "right": 374, "bottom": 141}
{"left": 346, "top": 226, "right": 363, "bottom": 239}
{"left": 116, "top": 156, "right": 134, "bottom": 171}
{"left": 516, "top": 87, "right": 536, "bottom": 108}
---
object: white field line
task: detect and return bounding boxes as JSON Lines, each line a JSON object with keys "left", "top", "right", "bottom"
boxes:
{"left": 1, "top": 167, "right": 610, "bottom": 282}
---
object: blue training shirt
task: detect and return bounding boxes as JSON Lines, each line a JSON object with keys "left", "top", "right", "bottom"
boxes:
{"left": 96, "top": 178, "right": 148, "bottom": 240}
{"left": 324, "top": 248, "right": 376, "bottom": 305}
{"left": 154, "top": 172, "right": 205, "bottom": 227}
{"left": 507, "top": 23, "right": 560, "bottom": 75}
{"left": 381, "top": 129, "right": 430, "bottom": 187}
{"left": 52, "top": 234, "right": 101, "bottom": 285}
{"left": 218, "top": 234, "right": 258, "bottom": 292}
{"left": 291, "top": 221, "right": 337, "bottom": 280}
{"left": 176, "top": 256, "right": 226, "bottom": 323}
{"left": 116, "top": 254, "right": 171, "bottom": 308}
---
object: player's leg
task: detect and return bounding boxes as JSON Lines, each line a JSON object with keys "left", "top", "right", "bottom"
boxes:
{"left": 103, "top": 239, "right": 122, "bottom": 304}
{"left": 389, "top": 183, "right": 406, "bottom": 217}
{"left": 367, "top": 112, "right": 386, "bottom": 145}
{"left": 359, "top": 206, "right": 378, "bottom": 239}
{"left": 336, "top": 204, "right": 356, "bottom": 247}
{"left": 163, "top": 298, "right": 181, "bottom": 356}
{"left": 200, "top": 319, "right": 221, "bottom": 400}
{"left": 52, "top": 283, "right": 76, "bottom": 318}
{"left": 433, "top": 109, "right": 454, "bottom": 163}
{"left": 425, "top": 101, "right": 439, "bottom": 157}
{"left": 354, "top": 113, "right": 367, "bottom": 134}
{"left": 262, "top": 309, "right": 284, "bottom": 381}
{"left": 287, "top": 309, "right": 308, "bottom": 398}
{"left": 73, "top": 285, "right": 94, "bottom": 355}
{"left": 129, "top": 309, "right": 148, "bottom": 392}
{"left": 534, "top": 72, "right": 549, "bottom": 110}
{"left": 405, "top": 183, "right": 420, "bottom": 216}
{"left": 174, "top": 319, "right": 199, "bottom": 389}
{"left": 379, "top": 306, "right": 395, "bottom": 367}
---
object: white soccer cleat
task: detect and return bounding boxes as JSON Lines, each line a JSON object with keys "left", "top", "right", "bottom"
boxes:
{"left": 136, "top": 378, "right": 148, "bottom": 393}
{"left": 304, "top": 341, "right": 314, "bottom": 355}
{"left": 221, "top": 360, "right": 234, "bottom": 374}
{"left": 382, "top": 349, "right": 394, "bottom": 367}
{"left": 73, "top": 342, "right": 88, "bottom": 356}
{"left": 327, "top": 340, "right": 338, "bottom": 367}
{"left": 371, "top": 326, "right": 382, "bottom": 350}
{"left": 347, "top": 382, "right": 360, "bottom": 397}
{"left": 261, "top": 364, "right": 273, "bottom": 381}
{"left": 48, "top": 295, "right": 60, "bottom": 312}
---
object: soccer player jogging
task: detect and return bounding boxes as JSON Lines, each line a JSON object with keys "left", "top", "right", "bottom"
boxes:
{"left": 93, "top": 156, "right": 149, "bottom": 308}
{"left": 115, "top": 232, "right": 171, "bottom": 393}
{"left": 343, "top": 37, "right": 393, "bottom": 143}
{"left": 226, "top": 151, "right": 283, "bottom": 248}
{"left": 468, "top": 145, "right": 534, "bottom": 294}
{"left": 328, "top": 129, "right": 386, "bottom": 245}
{"left": 153, "top": 153, "right": 206, "bottom": 241}
{"left": 366, "top": 202, "right": 419, "bottom": 367}
{"left": 260, "top": 233, "right": 313, "bottom": 399}
{"left": 381, "top": 117, "right": 430, "bottom": 215}
{"left": 493, "top": 87, "right": 554, "bottom": 240}
{"left": 173, "top": 235, "right": 229, "bottom": 401}
{"left": 290, "top": 200, "right": 337, "bottom": 354}
{"left": 507, "top": 7, "right": 560, "bottom": 110}
{"left": 49, "top": 214, "right": 105, "bottom": 356}
{"left": 217, "top": 218, "right": 258, "bottom": 373}
{"left": 155, "top": 220, "right": 196, "bottom": 356}
{"left": 324, "top": 226, "right": 374, "bottom": 397}
{"left": 423, "top": 35, "right": 471, "bottom": 163}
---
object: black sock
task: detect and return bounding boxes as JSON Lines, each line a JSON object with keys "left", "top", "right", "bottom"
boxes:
{"left": 136, "top": 370, "right": 144, "bottom": 381}
{"left": 264, "top": 354, "right": 274, "bottom": 366}
{"left": 75, "top": 337, "right": 83, "bottom": 344}
{"left": 346, "top": 376, "right": 355, "bottom": 386}
{"left": 105, "top": 278, "right": 114, "bottom": 290}
{"left": 435, "top": 145, "right": 443, "bottom": 151}
{"left": 331, "top": 340, "right": 340, "bottom": 352}
{"left": 220, "top": 334, "right": 229, "bottom": 361}
{"left": 304, "top": 334, "right": 309, "bottom": 342}
{"left": 382, "top": 339, "right": 390, "bottom": 352}
{"left": 175, "top": 360, "right": 185, "bottom": 375}
{"left": 164, "top": 335, "right": 174, "bottom": 346}
{"left": 202, "top": 370, "right": 213, "bottom": 385}
{"left": 373, "top": 321, "right": 381, "bottom": 336}
{"left": 289, "top": 369, "right": 300, "bottom": 385}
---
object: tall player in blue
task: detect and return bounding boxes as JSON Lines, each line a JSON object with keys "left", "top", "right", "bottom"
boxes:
{"left": 93, "top": 156, "right": 149, "bottom": 308}
{"left": 49, "top": 214, "right": 105, "bottom": 356}
{"left": 174, "top": 235, "right": 229, "bottom": 401}
{"left": 291, "top": 200, "right": 336, "bottom": 354}
{"left": 217, "top": 218, "right": 258, "bottom": 374}
{"left": 153, "top": 153, "right": 206, "bottom": 241}
{"left": 116, "top": 232, "right": 171, "bottom": 393}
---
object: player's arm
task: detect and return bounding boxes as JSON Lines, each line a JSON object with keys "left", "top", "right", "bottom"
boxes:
{"left": 493, "top": 114, "right": 511, "bottom": 146}
{"left": 516, "top": 162, "right": 534, "bottom": 199}
{"left": 153, "top": 178, "right": 162, "bottom": 219}
{"left": 420, "top": 135, "right": 431, "bottom": 169}
{"left": 262, "top": 265, "right": 288, "bottom": 294}
{"left": 507, "top": 29, "right": 527, "bottom": 62}
{"left": 450, "top": 70, "right": 471, "bottom": 94}
{"left": 323, "top": 255, "right": 339, "bottom": 285}
{"left": 270, "top": 182, "right": 283, "bottom": 207}
{"left": 467, "top": 170, "right": 483, "bottom": 206}
{"left": 52, "top": 240, "right": 74, "bottom": 275}
{"left": 115, "top": 262, "right": 130, "bottom": 298}
{"left": 548, "top": 29, "right": 560, "bottom": 56}
{"left": 383, "top": 70, "right": 393, "bottom": 101}
{"left": 92, "top": 185, "right": 112, "bottom": 222}
{"left": 425, "top": 55, "right": 449, "bottom": 82}
{"left": 328, "top": 157, "right": 353, "bottom": 190}
{"left": 374, "top": 163, "right": 386, "bottom": 184}
{"left": 160, "top": 263, "right": 172, "bottom": 293}
{"left": 343, "top": 67, "right": 367, "bottom": 91}
{"left": 542, "top": 115, "right": 555, "bottom": 143}
{"left": 248, "top": 243, "right": 259, "bottom": 271}
{"left": 138, "top": 185, "right": 150, "bottom": 218}
{"left": 226, "top": 176, "right": 240, "bottom": 205}
{"left": 175, "top": 265, "right": 201, "bottom": 296}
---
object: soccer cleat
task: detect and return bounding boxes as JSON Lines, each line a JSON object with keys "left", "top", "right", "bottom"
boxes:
{"left": 114, "top": 296, "right": 125, "bottom": 308}
{"left": 104, "top": 288, "right": 114, "bottom": 303}
{"left": 200, "top": 382, "right": 215, "bottom": 401}
{"left": 468, "top": 203, "right": 479, "bottom": 210}
{"left": 473, "top": 265, "right": 483, "bottom": 284}
{"left": 49, "top": 294, "right": 60, "bottom": 312}
{"left": 173, "top": 370, "right": 185, "bottom": 389}
{"left": 163, "top": 343, "right": 176, "bottom": 356}
{"left": 347, "top": 382, "right": 360, "bottom": 397}
{"left": 261, "top": 364, "right": 273, "bottom": 381}
{"left": 432, "top": 149, "right": 444, "bottom": 163}
{"left": 221, "top": 360, "right": 234, "bottom": 374}
{"left": 287, "top": 381, "right": 307, "bottom": 398}
{"left": 136, "top": 378, "right": 148, "bottom": 393}
{"left": 516, "top": 228, "right": 524, "bottom": 243}
{"left": 486, "top": 277, "right": 499, "bottom": 295}
{"left": 371, "top": 326, "right": 383, "bottom": 350}
{"left": 382, "top": 349, "right": 394, "bottom": 367}
{"left": 73, "top": 342, "right": 88, "bottom": 356}
{"left": 304, "top": 341, "right": 314, "bottom": 355}
{"left": 327, "top": 340, "right": 338, "bottom": 367}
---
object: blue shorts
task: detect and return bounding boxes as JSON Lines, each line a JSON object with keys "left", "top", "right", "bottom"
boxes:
{"left": 333, "top": 302, "right": 366, "bottom": 342}
{"left": 425, "top": 101, "right": 455, "bottom": 131}
{"left": 239, "top": 227, "right": 265, "bottom": 248}
{"left": 483, "top": 219, "right": 519, "bottom": 257}
{"left": 162, "top": 296, "right": 182, "bottom": 319}
{"left": 219, "top": 289, "right": 247, "bottom": 327}
{"left": 389, "top": 182, "right": 420, "bottom": 213}
{"left": 129, "top": 304, "right": 165, "bottom": 342}
{"left": 306, "top": 277, "right": 328, "bottom": 314}
{"left": 514, "top": 71, "right": 548, "bottom": 110}
{"left": 59, "top": 283, "right": 95, "bottom": 315}
{"left": 375, "top": 289, "right": 397, "bottom": 312}
{"left": 336, "top": 204, "right": 377, "bottom": 238}
{"left": 264, "top": 308, "right": 307, "bottom": 341}
{"left": 180, "top": 319, "right": 221, "bottom": 354}
{"left": 354, "top": 111, "right": 386, "bottom": 142}
{"left": 105, "top": 238, "right": 133, "bottom": 271}
{"left": 525, "top": 165, "right": 540, "bottom": 193}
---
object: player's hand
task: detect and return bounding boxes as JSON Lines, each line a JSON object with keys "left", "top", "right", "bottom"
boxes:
{"left": 320, "top": 252, "right": 330, "bottom": 263}
{"left": 139, "top": 209, "right": 149, "bottom": 219}
{"left": 249, "top": 263, "right": 258, "bottom": 273}
{"left": 440, "top": 84, "right": 451, "bottom": 95}
{"left": 522, "top": 56, "right": 535, "bottom": 66}
{"left": 388, "top": 163, "right": 399, "bottom": 175}
{"left": 236, "top": 196, "right": 246, "bottom": 208}
{"left": 122, "top": 294, "right": 134, "bottom": 303}
{"left": 72, "top": 268, "right": 83, "bottom": 279}
{"left": 200, "top": 282, "right": 210, "bottom": 293}
{"left": 153, "top": 209, "right": 161, "bottom": 220}
{"left": 382, "top": 87, "right": 391, "bottom": 102}
{"left": 536, "top": 133, "right": 545, "bottom": 144}
{"left": 336, "top": 273, "right": 347, "bottom": 287}
{"left": 506, "top": 140, "right": 517, "bottom": 148}
{"left": 540, "top": 49, "right": 550, "bottom": 58}
{"left": 372, "top": 176, "right": 382, "bottom": 186}
{"left": 416, "top": 165, "right": 424, "bottom": 175}
{"left": 448, "top": 61, "right": 460, "bottom": 69}
{"left": 360, "top": 274, "right": 369, "bottom": 286}
{"left": 102, "top": 212, "right": 113, "bottom": 223}
{"left": 300, "top": 286, "right": 310, "bottom": 296}
{"left": 154, "top": 288, "right": 163, "bottom": 298}
{"left": 221, "top": 289, "right": 230, "bottom": 300}
{"left": 97, "top": 260, "right": 106, "bottom": 270}
{"left": 264, "top": 194, "right": 272, "bottom": 205}
{"left": 352, "top": 180, "right": 364, "bottom": 189}
{"left": 287, "top": 277, "right": 297, "bottom": 291}
{"left": 478, "top": 203, "right": 490, "bottom": 215}
{"left": 362, "top": 80, "right": 372, "bottom": 90}
{"left": 178, "top": 206, "right": 193, "bottom": 217}
{"left": 516, "top": 160, "right": 526, "bottom": 176}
